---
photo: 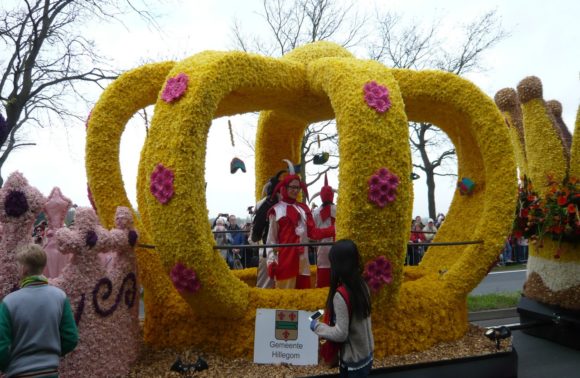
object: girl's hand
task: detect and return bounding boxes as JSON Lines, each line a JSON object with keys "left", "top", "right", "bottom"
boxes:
{"left": 310, "top": 319, "right": 319, "bottom": 332}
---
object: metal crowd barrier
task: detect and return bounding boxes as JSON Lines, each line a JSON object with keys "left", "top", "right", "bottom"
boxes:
{"left": 137, "top": 240, "right": 483, "bottom": 250}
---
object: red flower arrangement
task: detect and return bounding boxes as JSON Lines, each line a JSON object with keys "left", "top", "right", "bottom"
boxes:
{"left": 513, "top": 175, "right": 579, "bottom": 246}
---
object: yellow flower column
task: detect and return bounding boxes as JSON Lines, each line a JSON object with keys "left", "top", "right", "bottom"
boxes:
{"left": 517, "top": 77, "right": 568, "bottom": 187}
{"left": 494, "top": 88, "right": 528, "bottom": 176}
{"left": 504, "top": 77, "right": 580, "bottom": 310}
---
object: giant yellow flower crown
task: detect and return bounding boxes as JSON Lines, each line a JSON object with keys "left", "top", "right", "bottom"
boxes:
{"left": 495, "top": 78, "right": 580, "bottom": 310}
{"left": 85, "top": 42, "right": 516, "bottom": 357}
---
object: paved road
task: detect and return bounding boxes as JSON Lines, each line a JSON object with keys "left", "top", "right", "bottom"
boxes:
{"left": 470, "top": 269, "right": 527, "bottom": 296}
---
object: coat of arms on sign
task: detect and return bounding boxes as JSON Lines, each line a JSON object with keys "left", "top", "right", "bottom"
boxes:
{"left": 275, "top": 310, "right": 298, "bottom": 341}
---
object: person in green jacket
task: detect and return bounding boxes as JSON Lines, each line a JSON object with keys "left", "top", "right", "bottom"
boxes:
{"left": 0, "top": 243, "right": 78, "bottom": 378}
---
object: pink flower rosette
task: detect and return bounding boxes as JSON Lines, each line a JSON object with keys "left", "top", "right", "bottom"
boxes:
{"left": 150, "top": 163, "right": 175, "bottom": 204}
{"left": 363, "top": 256, "right": 393, "bottom": 292}
{"left": 170, "top": 262, "right": 201, "bottom": 294}
{"left": 368, "top": 167, "right": 400, "bottom": 207}
{"left": 161, "top": 72, "right": 189, "bottom": 103}
{"left": 363, "top": 81, "right": 391, "bottom": 113}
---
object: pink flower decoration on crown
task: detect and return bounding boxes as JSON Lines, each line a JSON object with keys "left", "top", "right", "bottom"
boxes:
{"left": 368, "top": 167, "right": 399, "bottom": 208}
{"left": 161, "top": 72, "right": 189, "bottom": 103}
{"left": 170, "top": 262, "right": 201, "bottom": 294}
{"left": 363, "top": 256, "right": 393, "bottom": 293}
{"left": 363, "top": 81, "right": 391, "bottom": 113}
{"left": 150, "top": 163, "right": 175, "bottom": 204}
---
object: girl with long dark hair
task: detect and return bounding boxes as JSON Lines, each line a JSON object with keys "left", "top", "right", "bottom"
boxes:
{"left": 311, "top": 239, "right": 374, "bottom": 377}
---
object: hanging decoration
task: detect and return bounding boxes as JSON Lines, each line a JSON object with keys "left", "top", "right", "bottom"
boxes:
{"left": 313, "top": 128, "right": 330, "bottom": 165}
{"left": 313, "top": 152, "right": 329, "bottom": 165}
{"left": 230, "top": 157, "right": 246, "bottom": 174}
{"left": 228, "top": 119, "right": 246, "bottom": 174}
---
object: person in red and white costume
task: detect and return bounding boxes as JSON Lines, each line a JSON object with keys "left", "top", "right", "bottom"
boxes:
{"left": 266, "top": 160, "right": 335, "bottom": 289}
{"left": 311, "top": 174, "right": 336, "bottom": 288}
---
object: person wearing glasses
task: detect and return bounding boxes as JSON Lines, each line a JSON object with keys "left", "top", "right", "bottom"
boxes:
{"left": 266, "top": 160, "right": 335, "bottom": 289}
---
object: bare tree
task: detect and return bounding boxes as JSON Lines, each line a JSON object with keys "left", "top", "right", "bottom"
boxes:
{"left": 230, "top": 0, "right": 366, "bottom": 190}
{"left": 0, "top": 0, "right": 160, "bottom": 186}
{"left": 299, "top": 120, "right": 338, "bottom": 186}
{"left": 232, "top": 0, "right": 367, "bottom": 57}
{"left": 370, "top": 10, "right": 509, "bottom": 219}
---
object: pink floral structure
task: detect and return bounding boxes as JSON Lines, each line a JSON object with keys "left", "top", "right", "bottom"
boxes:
{"left": 150, "top": 163, "right": 175, "bottom": 204}
{"left": 102, "top": 206, "right": 140, "bottom": 370}
{"left": 0, "top": 172, "right": 46, "bottom": 299}
{"left": 363, "top": 81, "right": 391, "bottom": 113}
{"left": 0, "top": 172, "right": 141, "bottom": 377}
{"left": 51, "top": 207, "right": 109, "bottom": 377}
{"left": 52, "top": 206, "right": 139, "bottom": 378}
{"left": 170, "top": 262, "right": 201, "bottom": 294}
{"left": 363, "top": 256, "right": 393, "bottom": 292}
{"left": 368, "top": 167, "right": 400, "bottom": 208}
{"left": 42, "top": 187, "right": 72, "bottom": 278}
{"left": 105, "top": 207, "right": 138, "bottom": 275}
{"left": 161, "top": 72, "right": 189, "bottom": 103}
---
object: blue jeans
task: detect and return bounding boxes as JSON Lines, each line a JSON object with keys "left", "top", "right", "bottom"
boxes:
{"left": 339, "top": 359, "right": 372, "bottom": 378}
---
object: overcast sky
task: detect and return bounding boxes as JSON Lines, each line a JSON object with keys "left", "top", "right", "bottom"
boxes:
{"left": 3, "top": 0, "right": 579, "bottom": 222}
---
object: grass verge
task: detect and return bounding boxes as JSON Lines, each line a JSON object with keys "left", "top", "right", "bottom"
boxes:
{"left": 467, "top": 291, "right": 521, "bottom": 312}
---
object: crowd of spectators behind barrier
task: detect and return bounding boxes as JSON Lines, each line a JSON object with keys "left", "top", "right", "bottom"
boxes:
{"left": 211, "top": 213, "right": 258, "bottom": 269}
{"left": 406, "top": 214, "right": 444, "bottom": 266}
{"left": 209, "top": 209, "right": 450, "bottom": 270}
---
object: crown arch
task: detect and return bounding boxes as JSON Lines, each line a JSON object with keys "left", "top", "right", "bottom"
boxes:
{"left": 85, "top": 42, "right": 516, "bottom": 357}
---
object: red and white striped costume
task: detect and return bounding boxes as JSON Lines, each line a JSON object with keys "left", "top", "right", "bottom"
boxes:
{"left": 266, "top": 200, "right": 334, "bottom": 289}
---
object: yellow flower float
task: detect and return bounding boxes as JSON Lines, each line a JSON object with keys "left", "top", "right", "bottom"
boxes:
{"left": 85, "top": 42, "right": 516, "bottom": 358}
{"left": 495, "top": 77, "right": 580, "bottom": 310}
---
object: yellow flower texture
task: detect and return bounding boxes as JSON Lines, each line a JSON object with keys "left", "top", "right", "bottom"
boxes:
{"left": 86, "top": 42, "right": 516, "bottom": 357}
{"left": 495, "top": 77, "right": 580, "bottom": 310}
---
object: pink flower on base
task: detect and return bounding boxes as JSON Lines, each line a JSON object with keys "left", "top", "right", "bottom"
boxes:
{"left": 161, "top": 73, "right": 189, "bottom": 103}
{"left": 150, "top": 163, "right": 175, "bottom": 204}
{"left": 368, "top": 167, "right": 399, "bottom": 207}
{"left": 363, "top": 81, "right": 391, "bottom": 113}
{"left": 170, "top": 262, "right": 201, "bottom": 294}
{"left": 363, "top": 256, "right": 393, "bottom": 293}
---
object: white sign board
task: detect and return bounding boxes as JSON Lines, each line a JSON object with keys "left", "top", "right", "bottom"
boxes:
{"left": 253, "top": 308, "right": 319, "bottom": 365}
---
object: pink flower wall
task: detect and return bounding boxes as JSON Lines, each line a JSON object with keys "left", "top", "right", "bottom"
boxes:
{"left": 0, "top": 173, "right": 140, "bottom": 377}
